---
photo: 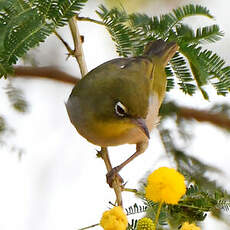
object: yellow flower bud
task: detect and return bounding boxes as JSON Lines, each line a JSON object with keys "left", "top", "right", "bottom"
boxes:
{"left": 100, "top": 206, "right": 128, "bottom": 230}
{"left": 137, "top": 217, "right": 155, "bottom": 230}
{"left": 145, "top": 167, "right": 186, "bottom": 204}
{"left": 181, "top": 222, "right": 201, "bottom": 230}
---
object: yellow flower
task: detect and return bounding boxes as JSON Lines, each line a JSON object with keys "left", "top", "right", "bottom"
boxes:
{"left": 181, "top": 222, "right": 201, "bottom": 230}
{"left": 100, "top": 206, "right": 128, "bottom": 230}
{"left": 145, "top": 167, "right": 186, "bottom": 204}
{"left": 137, "top": 217, "right": 155, "bottom": 230}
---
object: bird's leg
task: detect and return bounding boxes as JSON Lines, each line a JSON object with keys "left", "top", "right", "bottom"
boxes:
{"left": 106, "top": 141, "right": 149, "bottom": 187}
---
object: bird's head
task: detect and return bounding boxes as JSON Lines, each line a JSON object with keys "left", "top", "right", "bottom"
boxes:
{"left": 87, "top": 71, "right": 151, "bottom": 139}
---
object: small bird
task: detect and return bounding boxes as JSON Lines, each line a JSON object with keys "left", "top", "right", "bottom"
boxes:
{"left": 66, "top": 40, "right": 178, "bottom": 186}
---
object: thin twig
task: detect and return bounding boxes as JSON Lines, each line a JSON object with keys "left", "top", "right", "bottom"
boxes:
{"left": 54, "top": 30, "right": 73, "bottom": 56}
{"left": 78, "top": 223, "right": 99, "bottom": 230}
{"left": 154, "top": 201, "right": 163, "bottom": 229}
{"left": 122, "top": 188, "right": 138, "bottom": 193}
{"left": 69, "top": 17, "right": 88, "bottom": 77}
{"left": 76, "top": 16, "right": 104, "bottom": 25}
{"left": 177, "top": 203, "right": 210, "bottom": 212}
{"left": 67, "top": 19, "right": 123, "bottom": 206}
{"left": 100, "top": 147, "right": 123, "bottom": 207}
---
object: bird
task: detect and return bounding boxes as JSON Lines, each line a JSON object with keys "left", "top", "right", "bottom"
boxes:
{"left": 66, "top": 39, "right": 178, "bottom": 186}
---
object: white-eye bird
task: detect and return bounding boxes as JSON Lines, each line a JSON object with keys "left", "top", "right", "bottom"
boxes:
{"left": 66, "top": 40, "right": 178, "bottom": 185}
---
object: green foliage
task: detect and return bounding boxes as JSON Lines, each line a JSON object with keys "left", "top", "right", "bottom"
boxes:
{"left": 177, "top": 24, "right": 224, "bottom": 44}
{"left": 0, "top": 0, "right": 87, "bottom": 78}
{"left": 145, "top": 202, "right": 168, "bottom": 226}
{"left": 126, "top": 204, "right": 147, "bottom": 230}
{"left": 96, "top": 5, "right": 145, "bottom": 57}
{"left": 172, "top": 4, "right": 213, "bottom": 20}
{"left": 125, "top": 162, "right": 230, "bottom": 229}
{"left": 96, "top": 4, "right": 230, "bottom": 97}
{"left": 0, "top": 113, "right": 23, "bottom": 158}
{"left": 0, "top": 116, "right": 6, "bottom": 134}
{"left": 141, "top": 100, "right": 230, "bottom": 228}
{"left": 132, "top": 184, "right": 230, "bottom": 229}
{"left": 5, "top": 82, "right": 28, "bottom": 112}
{"left": 0, "top": 2, "right": 229, "bottom": 227}
{"left": 0, "top": 115, "right": 7, "bottom": 146}
{"left": 170, "top": 52, "right": 196, "bottom": 95}
{"left": 33, "top": 0, "right": 87, "bottom": 27}
{"left": 1, "top": 2, "right": 230, "bottom": 96}
{"left": 165, "top": 65, "right": 174, "bottom": 92}
{"left": 211, "top": 103, "right": 230, "bottom": 116}
{"left": 180, "top": 44, "right": 230, "bottom": 97}
{"left": 167, "top": 184, "right": 229, "bottom": 227}
{"left": 127, "top": 219, "right": 138, "bottom": 230}
{"left": 159, "top": 101, "right": 229, "bottom": 193}
{"left": 125, "top": 203, "right": 147, "bottom": 216}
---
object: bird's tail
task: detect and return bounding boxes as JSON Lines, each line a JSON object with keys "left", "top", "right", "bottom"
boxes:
{"left": 143, "top": 39, "right": 178, "bottom": 66}
{"left": 143, "top": 40, "right": 178, "bottom": 106}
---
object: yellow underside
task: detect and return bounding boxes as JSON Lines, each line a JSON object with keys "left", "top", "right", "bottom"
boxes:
{"left": 93, "top": 120, "right": 135, "bottom": 139}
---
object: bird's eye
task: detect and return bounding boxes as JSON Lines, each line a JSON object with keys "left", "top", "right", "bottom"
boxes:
{"left": 115, "top": 102, "right": 127, "bottom": 117}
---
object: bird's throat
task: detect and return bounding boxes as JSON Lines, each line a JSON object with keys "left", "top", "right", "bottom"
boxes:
{"left": 82, "top": 121, "right": 136, "bottom": 147}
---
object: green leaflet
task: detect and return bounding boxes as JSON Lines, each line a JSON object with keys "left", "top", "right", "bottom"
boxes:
{"left": 0, "top": 0, "right": 88, "bottom": 78}
{"left": 5, "top": 82, "right": 28, "bottom": 112}
{"left": 1, "top": 2, "right": 230, "bottom": 97}
{"left": 96, "top": 4, "right": 229, "bottom": 97}
{"left": 170, "top": 52, "right": 196, "bottom": 95}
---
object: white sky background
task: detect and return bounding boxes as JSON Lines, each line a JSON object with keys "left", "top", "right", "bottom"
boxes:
{"left": 0, "top": 0, "right": 230, "bottom": 229}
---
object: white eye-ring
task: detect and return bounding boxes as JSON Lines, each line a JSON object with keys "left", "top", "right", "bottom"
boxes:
{"left": 115, "top": 102, "right": 127, "bottom": 117}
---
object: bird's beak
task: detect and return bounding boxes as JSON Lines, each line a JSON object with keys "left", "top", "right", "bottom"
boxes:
{"left": 132, "top": 118, "right": 150, "bottom": 139}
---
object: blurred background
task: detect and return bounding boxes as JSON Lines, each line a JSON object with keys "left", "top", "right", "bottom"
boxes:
{"left": 0, "top": 0, "right": 230, "bottom": 229}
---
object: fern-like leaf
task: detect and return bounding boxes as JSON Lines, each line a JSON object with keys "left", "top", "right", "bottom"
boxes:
{"left": 127, "top": 219, "right": 137, "bottom": 230}
{"left": 5, "top": 83, "right": 28, "bottom": 112}
{"left": 200, "top": 50, "right": 230, "bottom": 95}
{"left": 177, "top": 24, "right": 224, "bottom": 44}
{"left": 180, "top": 44, "right": 211, "bottom": 97}
{"left": 0, "top": 116, "right": 6, "bottom": 134}
{"left": 97, "top": 5, "right": 144, "bottom": 57}
{"left": 0, "top": 0, "right": 88, "bottom": 78}
{"left": 173, "top": 4, "right": 213, "bottom": 21}
{"left": 194, "top": 25, "right": 224, "bottom": 44}
{"left": 97, "top": 4, "right": 229, "bottom": 96}
{"left": 13, "top": 0, "right": 31, "bottom": 10}
{"left": 181, "top": 44, "right": 230, "bottom": 95}
{"left": 165, "top": 65, "right": 175, "bottom": 91}
{"left": 170, "top": 52, "right": 196, "bottom": 95}
{"left": 33, "top": 0, "right": 87, "bottom": 27}
{"left": 131, "top": 4, "right": 214, "bottom": 39}
{"left": 5, "top": 10, "right": 54, "bottom": 65}
{"left": 125, "top": 203, "right": 147, "bottom": 216}
{"left": 217, "top": 199, "right": 230, "bottom": 212}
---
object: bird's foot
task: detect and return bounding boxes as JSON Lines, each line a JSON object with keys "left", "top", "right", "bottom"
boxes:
{"left": 106, "top": 166, "right": 124, "bottom": 188}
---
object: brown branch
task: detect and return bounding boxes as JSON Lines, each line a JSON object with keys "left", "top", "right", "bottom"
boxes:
{"left": 178, "top": 106, "right": 230, "bottom": 130}
{"left": 12, "top": 66, "right": 230, "bottom": 132}
{"left": 67, "top": 18, "right": 123, "bottom": 206}
{"left": 100, "top": 147, "right": 123, "bottom": 207}
{"left": 13, "top": 66, "right": 79, "bottom": 84}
